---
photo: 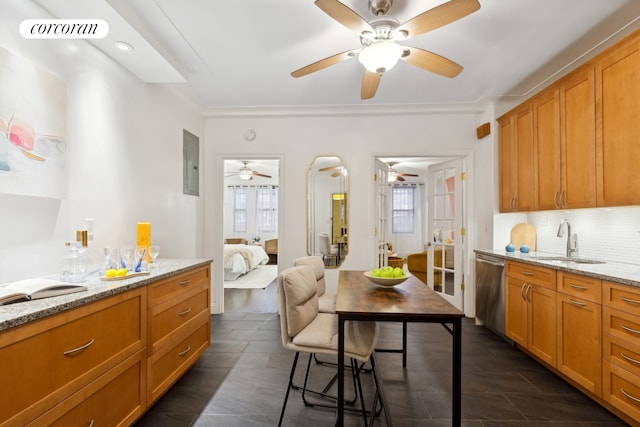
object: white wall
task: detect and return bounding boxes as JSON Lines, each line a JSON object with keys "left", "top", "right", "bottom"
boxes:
{"left": 204, "top": 106, "right": 496, "bottom": 314}
{"left": 0, "top": 1, "right": 204, "bottom": 283}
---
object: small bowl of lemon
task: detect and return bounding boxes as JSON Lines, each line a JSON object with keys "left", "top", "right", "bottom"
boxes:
{"left": 363, "top": 267, "right": 410, "bottom": 287}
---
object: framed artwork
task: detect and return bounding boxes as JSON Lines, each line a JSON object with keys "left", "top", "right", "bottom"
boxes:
{"left": 0, "top": 47, "right": 66, "bottom": 198}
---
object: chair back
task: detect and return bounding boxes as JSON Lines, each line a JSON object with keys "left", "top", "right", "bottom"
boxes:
{"left": 318, "top": 233, "right": 331, "bottom": 256}
{"left": 277, "top": 266, "right": 319, "bottom": 347}
{"left": 293, "top": 256, "right": 326, "bottom": 297}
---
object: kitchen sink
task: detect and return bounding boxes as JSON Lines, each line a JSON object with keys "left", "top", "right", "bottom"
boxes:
{"left": 533, "top": 256, "right": 605, "bottom": 264}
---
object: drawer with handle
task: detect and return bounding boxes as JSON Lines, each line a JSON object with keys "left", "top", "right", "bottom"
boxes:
{"left": 0, "top": 288, "right": 146, "bottom": 426}
{"left": 505, "top": 260, "right": 556, "bottom": 289}
{"left": 28, "top": 350, "right": 146, "bottom": 427}
{"left": 558, "top": 272, "right": 601, "bottom": 303}
{"left": 149, "top": 286, "right": 210, "bottom": 354}
{"left": 604, "top": 281, "right": 640, "bottom": 315}
{"left": 147, "top": 319, "right": 210, "bottom": 404}
{"left": 148, "top": 266, "right": 210, "bottom": 307}
{"left": 603, "top": 361, "right": 640, "bottom": 422}
{"left": 604, "top": 333, "right": 640, "bottom": 378}
{"left": 604, "top": 306, "right": 640, "bottom": 348}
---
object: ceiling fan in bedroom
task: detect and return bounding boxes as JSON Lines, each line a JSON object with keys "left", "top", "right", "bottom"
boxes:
{"left": 318, "top": 164, "right": 345, "bottom": 177}
{"left": 291, "top": 0, "right": 481, "bottom": 99}
{"left": 387, "top": 161, "right": 419, "bottom": 182}
{"left": 226, "top": 161, "right": 272, "bottom": 180}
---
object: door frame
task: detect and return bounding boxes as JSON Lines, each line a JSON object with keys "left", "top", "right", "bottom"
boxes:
{"left": 372, "top": 153, "right": 476, "bottom": 315}
{"left": 214, "top": 155, "right": 284, "bottom": 314}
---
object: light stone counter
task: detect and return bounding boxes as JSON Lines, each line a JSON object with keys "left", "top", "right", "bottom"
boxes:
{"left": 475, "top": 249, "right": 640, "bottom": 288}
{"left": 0, "top": 258, "right": 213, "bottom": 332}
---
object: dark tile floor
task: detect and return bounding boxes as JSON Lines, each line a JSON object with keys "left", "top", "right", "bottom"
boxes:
{"left": 135, "top": 283, "right": 629, "bottom": 427}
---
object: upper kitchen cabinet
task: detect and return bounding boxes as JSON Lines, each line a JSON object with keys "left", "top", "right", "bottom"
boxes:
{"left": 596, "top": 35, "right": 640, "bottom": 207}
{"left": 533, "top": 72, "right": 597, "bottom": 211}
{"left": 498, "top": 29, "right": 640, "bottom": 212}
{"left": 559, "top": 68, "right": 597, "bottom": 209}
{"left": 533, "top": 88, "right": 561, "bottom": 210}
{"left": 498, "top": 115, "right": 516, "bottom": 212}
{"left": 498, "top": 105, "right": 535, "bottom": 212}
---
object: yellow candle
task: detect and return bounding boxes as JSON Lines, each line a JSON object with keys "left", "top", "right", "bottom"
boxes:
{"left": 136, "top": 222, "right": 151, "bottom": 261}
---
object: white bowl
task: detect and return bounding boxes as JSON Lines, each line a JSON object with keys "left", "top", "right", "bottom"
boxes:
{"left": 363, "top": 271, "right": 410, "bottom": 287}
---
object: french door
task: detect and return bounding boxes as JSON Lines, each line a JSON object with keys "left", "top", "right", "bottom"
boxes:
{"left": 374, "top": 158, "right": 389, "bottom": 267}
{"left": 427, "top": 158, "right": 464, "bottom": 310}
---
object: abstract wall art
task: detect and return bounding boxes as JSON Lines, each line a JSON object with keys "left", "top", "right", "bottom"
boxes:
{"left": 0, "top": 46, "right": 66, "bottom": 198}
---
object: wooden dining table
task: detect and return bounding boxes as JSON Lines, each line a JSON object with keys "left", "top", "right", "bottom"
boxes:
{"left": 336, "top": 270, "right": 464, "bottom": 426}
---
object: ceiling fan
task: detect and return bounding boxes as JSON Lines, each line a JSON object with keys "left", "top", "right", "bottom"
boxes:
{"left": 318, "top": 165, "right": 345, "bottom": 177}
{"left": 291, "top": 0, "right": 481, "bottom": 99}
{"left": 387, "top": 161, "right": 419, "bottom": 182}
{"left": 226, "top": 161, "right": 272, "bottom": 180}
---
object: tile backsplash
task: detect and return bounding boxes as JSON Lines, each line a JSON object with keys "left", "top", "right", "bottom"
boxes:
{"left": 494, "top": 206, "right": 640, "bottom": 265}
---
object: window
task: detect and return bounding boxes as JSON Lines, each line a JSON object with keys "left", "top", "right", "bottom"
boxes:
{"left": 233, "top": 187, "right": 247, "bottom": 232}
{"left": 391, "top": 186, "right": 415, "bottom": 233}
{"left": 256, "top": 186, "right": 278, "bottom": 233}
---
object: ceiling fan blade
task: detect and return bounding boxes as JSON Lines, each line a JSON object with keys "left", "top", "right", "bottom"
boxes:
{"left": 253, "top": 172, "right": 272, "bottom": 178}
{"left": 396, "top": 176, "right": 406, "bottom": 182}
{"left": 398, "top": 173, "right": 419, "bottom": 177}
{"left": 291, "top": 50, "right": 357, "bottom": 78}
{"left": 331, "top": 171, "right": 341, "bottom": 177}
{"left": 397, "top": 0, "right": 480, "bottom": 40}
{"left": 401, "top": 46, "right": 463, "bottom": 78}
{"left": 314, "top": 0, "right": 374, "bottom": 35}
{"left": 319, "top": 165, "right": 340, "bottom": 172}
{"left": 361, "top": 70, "right": 381, "bottom": 100}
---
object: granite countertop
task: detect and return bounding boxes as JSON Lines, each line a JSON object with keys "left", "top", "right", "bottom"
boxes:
{"left": 0, "top": 258, "right": 213, "bottom": 332}
{"left": 475, "top": 249, "right": 640, "bottom": 288}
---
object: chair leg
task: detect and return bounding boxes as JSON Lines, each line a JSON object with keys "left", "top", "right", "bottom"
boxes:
{"left": 278, "top": 352, "right": 300, "bottom": 427}
{"left": 301, "top": 353, "right": 359, "bottom": 407}
{"left": 369, "top": 353, "right": 391, "bottom": 427}
{"left": 352, "top": 358, "right": 370, "bottom": 427}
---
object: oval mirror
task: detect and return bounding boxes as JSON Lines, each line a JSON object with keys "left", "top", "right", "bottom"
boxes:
{"left": 307, "top": 156, "right": 348, "bottom": 268}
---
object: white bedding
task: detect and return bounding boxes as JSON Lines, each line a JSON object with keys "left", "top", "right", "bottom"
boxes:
{"left": 223, "top": 244, "right": 269, "bottom": 280}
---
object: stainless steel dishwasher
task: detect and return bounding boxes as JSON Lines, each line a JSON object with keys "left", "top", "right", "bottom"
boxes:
{"left": 475, "top": 253, "right": 506, "bottom": 339}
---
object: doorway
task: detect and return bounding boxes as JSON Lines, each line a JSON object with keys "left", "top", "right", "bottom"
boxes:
{"left": 222, "top": 159, "right": 280, "bottom": 313}
{"left": 376, "top": 156, "right": 468, "bottom": 311}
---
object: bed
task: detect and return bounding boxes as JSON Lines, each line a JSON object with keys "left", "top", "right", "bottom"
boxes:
{"left": 223, "top": 244, "right": 270, "bottom": 281}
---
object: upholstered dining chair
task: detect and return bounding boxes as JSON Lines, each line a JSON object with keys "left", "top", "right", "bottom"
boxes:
{"left": 277, "top": 266, "right": 386, "bottom": 426}
{"left": 318, "top": 232, "right": 339, "bottom": 266}
{"left": 293, "top": 255, "right": 336, "bottom": 313}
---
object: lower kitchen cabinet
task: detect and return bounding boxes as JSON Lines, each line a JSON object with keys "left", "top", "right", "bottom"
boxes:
{"left": 0, "top": 287, "right": 147, "bottom": 427}
{"left": 0, "top": 262, "right": 211, "bottom": 426}
{"left": 505, "top": 261, "right": 557, "bottom": 367}
{"left": 147, "top": 266, "right": 211, "bottom": 404}
{"left": 29, "top": 350, "right": 146, "bottom": 427}
{"left": 557, "top": 295, "right": 601, "bottom": 395}
{"left": 500, "top": 260, "right": 640, "bottom": 424}
{"left": 603, "top": 281, "right": 640, "bottom": 422}
{"left": 556, "top": 272, "right": 602, "bottom": 396}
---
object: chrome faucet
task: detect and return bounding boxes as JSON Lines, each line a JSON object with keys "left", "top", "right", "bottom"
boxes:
{"left": 557, "top": 219, "right": 579, "bottom": 257}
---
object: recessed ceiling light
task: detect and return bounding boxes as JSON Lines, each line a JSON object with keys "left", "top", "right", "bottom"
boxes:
{"left": 114, "top": 41, "right": 133, "bottom": 52}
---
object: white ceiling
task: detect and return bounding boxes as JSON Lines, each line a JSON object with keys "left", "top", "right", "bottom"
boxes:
{"left": 33, "top": 0, "right": 640, "bottom": 111}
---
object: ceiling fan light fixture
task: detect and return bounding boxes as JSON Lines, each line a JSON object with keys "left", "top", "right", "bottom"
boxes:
{"left": 238, "top": 167, "right": 253, "bottom": 180}
{"left": 358, "top": 41, "right": 403, "bottom": 74}
{"left": 387, "top": 169, "right": 399, "bottom": 182}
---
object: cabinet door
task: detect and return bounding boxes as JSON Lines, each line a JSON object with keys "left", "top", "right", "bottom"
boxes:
{"left": 561, "top": 68, "right": 596, "bottom": 208}
{"left": 498, "top": 115, "right": 517, "bottom": 212}
{"left": 557, "top": 293, "right": 602, "bottom": 395}
{"left": 505, "top": 276, "right": 527, "bottom": 346}
{"left": 534, "top": 89, "right": 561, "bottom": 210}
{"left": 596, "top": 38, "right": 640, "bottom": 206}
{"left": 528, "top": 285, "right": 556, "bottom": 367}
{"left": 515, "top": 106, "right": 535, "bottom": 211}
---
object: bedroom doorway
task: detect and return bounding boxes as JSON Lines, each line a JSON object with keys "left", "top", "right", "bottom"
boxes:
{"left": 222, "top": 158, "right": 280, "bottom": 313}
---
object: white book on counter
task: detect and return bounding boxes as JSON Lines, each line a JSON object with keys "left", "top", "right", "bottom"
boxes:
{"left": 0, "top": 278, "right": 87, "bottom": 305}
